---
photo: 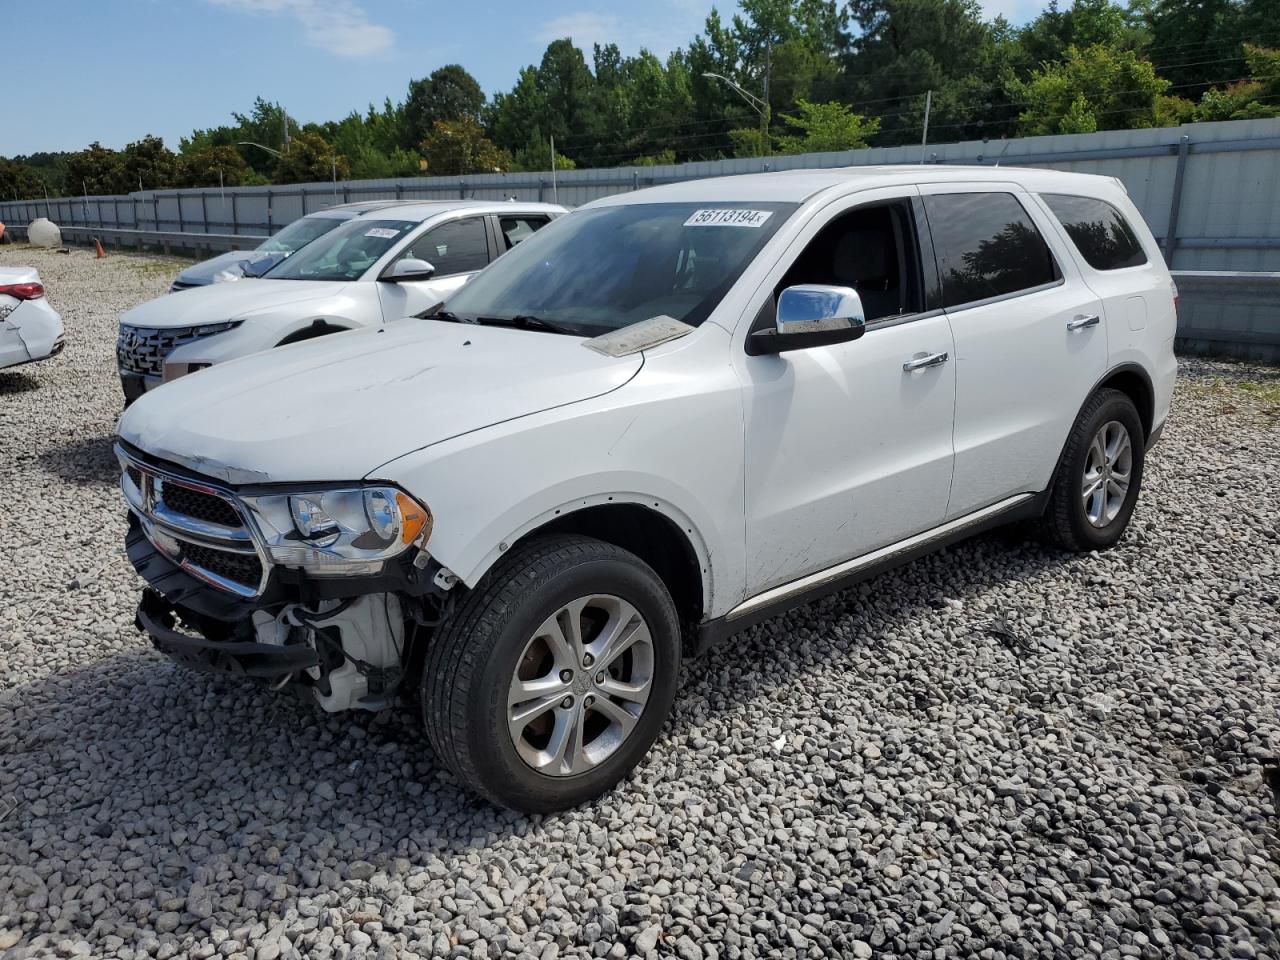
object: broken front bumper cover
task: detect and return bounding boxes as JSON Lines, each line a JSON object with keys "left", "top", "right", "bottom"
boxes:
{"left": 126, "top": 515, "right": 437, "bottom": 681}
{"left": 138, "top": 588, "right": 319, "bottom": 680}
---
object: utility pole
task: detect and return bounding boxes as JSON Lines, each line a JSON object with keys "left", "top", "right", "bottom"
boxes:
{"left": 550, "top": 135, "right": 558, "bottom": 203}
{"left": 283, "top": 105, "right": 291, "bottom": 154}
{"left": 920, "top": 90, "right": 933, "bottom": 163}
{"left": 761, "top": 39, "right": 771, "bottom": 158}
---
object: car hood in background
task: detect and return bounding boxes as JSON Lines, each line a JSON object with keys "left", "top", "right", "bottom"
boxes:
{"left": 173, "top": 250, "right": 286, "bottom": 287}
{"left": 120, "top": 279, "right": 352, "bottom": 329}
{"left": 117, "top": 321, "right": 643, "bottom": 484}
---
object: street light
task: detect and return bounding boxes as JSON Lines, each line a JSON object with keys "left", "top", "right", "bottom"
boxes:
{"left": 237, "top": 141, "right": 284, "bottom": 158}
{"left": 703, "top": 66, "right": 771, "bottom": 157}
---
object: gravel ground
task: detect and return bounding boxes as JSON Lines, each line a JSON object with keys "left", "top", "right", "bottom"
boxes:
{"left": 1, "top": 245, "right": 1278, "bottom": 960}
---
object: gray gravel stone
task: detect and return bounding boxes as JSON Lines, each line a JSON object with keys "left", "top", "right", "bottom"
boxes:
{"left": 0, "top": 247, "right": 1277, "bottom": 960}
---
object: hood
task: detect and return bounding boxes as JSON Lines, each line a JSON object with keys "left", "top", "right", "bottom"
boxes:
{"left": 117, "top": 320, "right": 643, "bottom": 484}
{"left": 122, "top": 278, "right": 350, "bottom": 329}
{"left": 174, "top": 250, "right": 283, "bottom": 286}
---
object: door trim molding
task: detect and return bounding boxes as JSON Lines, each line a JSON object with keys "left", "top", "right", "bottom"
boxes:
{"left": 691, "top": 491, "right": 1044, "bottom": 655}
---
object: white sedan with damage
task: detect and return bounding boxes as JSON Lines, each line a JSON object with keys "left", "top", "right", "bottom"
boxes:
{"left": 0, "top": 267, "right": 64, "bottom": 371}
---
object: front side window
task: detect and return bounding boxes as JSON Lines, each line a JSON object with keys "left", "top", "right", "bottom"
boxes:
{"left": 924, "top": 192, "right": 1060, "bottom": 309}
{"left": 257, "top": 215, "right": 345, "bottom": 254}
{"left": 444, "top": 202, "right": 796, "bottom": 337}
{"left": 263, "top": 219, "right": 417, "bottom": 282}
{"left": 402, "top": 218, "right": 490, "bottom": 276}
{"left": 777, "top": 200, "right": 923, "bottom": 322}
{"left": 1042, "top": 193, "right": 1148, "bottom": 271}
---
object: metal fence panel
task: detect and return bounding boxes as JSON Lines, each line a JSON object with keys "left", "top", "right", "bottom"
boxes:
{"left": 4, "top": 118, "right": 1279, "bottom": 359}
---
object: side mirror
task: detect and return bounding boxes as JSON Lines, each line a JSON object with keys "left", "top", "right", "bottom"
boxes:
{"left": 381, "top": 258, "right": 436, "bottom": 283}
{"left": 748, "top": 284, "right": 867, "bottom": 355}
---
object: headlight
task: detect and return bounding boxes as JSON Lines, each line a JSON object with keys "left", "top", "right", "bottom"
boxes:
{"left": 241, "top": 485, "right": 431, "bottom": 577}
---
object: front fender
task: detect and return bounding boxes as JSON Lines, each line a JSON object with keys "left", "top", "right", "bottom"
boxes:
{"left": 371, "top": 336, "right": 748, "bottom": 619}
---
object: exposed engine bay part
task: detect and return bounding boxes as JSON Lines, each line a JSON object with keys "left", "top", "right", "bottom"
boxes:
{"left": 263, "top": 594, "right": 406, "bottom": 713}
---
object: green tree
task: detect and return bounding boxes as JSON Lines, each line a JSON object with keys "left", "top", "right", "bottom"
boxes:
{"left": 176, "top": 145, "right": 253, "bottom": 188}
{"left": 272, "top": 131, "right": 350, "bottom": 184}
{"left": 1192, "top": 44, "right": 1280, "bottom": 120}
{"left": 405, "top": 65, "right": 485, "bottom": 147}
{"left": 119, "top": 135, "right": 180, "bottom": 192}
{"left": 1011, "top": 43, "right": 1171, "bottom": 135}
{"left": 1017, "top": 0, "right": 1143, "bottom": 71}
{"left": 840, "top": 0, "right": 1007, "bottom": 144}
{"left": 0, "top": 158, "right": 46, "bottom": 201}
{"left": 420, "top": 118, "right": 511, "bottom": 175}
{"left": 773, "top": 99, "right": 881, "bottom": 152}
{"left": 64, "top": 142, "right": 124, "bottom": 195}
{"left": 510, "top": 138, "right": 576, "bottom": 172}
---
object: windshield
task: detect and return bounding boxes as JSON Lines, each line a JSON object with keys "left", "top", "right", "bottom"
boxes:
{"left": 444, "top": 202, "right": 796, "bottom": 335}
{"left": 256, "top": 214, "right": 347, "bottom": 254}
{"left": 263, "top": 218, "right": 417, "bottom": 282}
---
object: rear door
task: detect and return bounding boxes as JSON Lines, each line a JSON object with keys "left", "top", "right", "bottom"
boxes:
{"left": 490, "top": 213, "right": 553, "bottom": 256}
{"left": 919, "top": 184, "right": 1108, "bottom": 518}
{"left": 377, "top": 216, "right": 493, "bottom": 321}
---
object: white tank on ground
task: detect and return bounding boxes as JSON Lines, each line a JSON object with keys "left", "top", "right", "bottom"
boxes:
{"left": 27, "top": 218, "right": 62, "bottom": 248}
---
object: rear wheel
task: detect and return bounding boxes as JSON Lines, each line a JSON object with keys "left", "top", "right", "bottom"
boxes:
{"left": 1041, "top": 388, "right": 1145, "bottom": 551}
{"left": 422, "top": 535, "right": 680, "bottom": 812}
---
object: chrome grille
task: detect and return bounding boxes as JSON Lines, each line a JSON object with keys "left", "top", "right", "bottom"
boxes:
{"left": 116, "top": 321, "right": 240, "bottom": 378}
{"left": 118, "top": 446, "right": 266, "bottom": 597}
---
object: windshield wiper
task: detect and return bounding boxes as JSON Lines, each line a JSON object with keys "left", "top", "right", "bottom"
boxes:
{"left": 420, "top": 307, "right": 465, "bottom": 322}
{"left": 475, "top": 314, "right": 580, "bottom": 336}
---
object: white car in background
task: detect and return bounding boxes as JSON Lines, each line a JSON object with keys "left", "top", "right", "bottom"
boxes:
{"left": 168, "top": 199, "right": 424, "bottom": 292}
{"left": 116, "top": 200, "right": 564, "bottom": 403}
{"left": 0, "top": 267, "right": 64, "bottom": 371}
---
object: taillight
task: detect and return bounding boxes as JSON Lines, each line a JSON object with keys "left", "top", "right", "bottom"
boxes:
{"left": 1170, "top": 279, "right": 1179, "bottom": 317}
{"left": 0, "top": 282, "right": 44, "bottom": 300}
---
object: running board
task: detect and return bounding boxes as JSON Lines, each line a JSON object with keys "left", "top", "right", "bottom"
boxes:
{"left": 691, "top": 492, "right": 1043, "bottom": 655}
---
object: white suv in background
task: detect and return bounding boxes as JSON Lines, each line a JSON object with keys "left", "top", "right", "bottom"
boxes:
{"left": 115, "top": 200, "right": 564, "bottom": 403}
{"left": 116, "top": 166, "right": 1176, "bottom": 812}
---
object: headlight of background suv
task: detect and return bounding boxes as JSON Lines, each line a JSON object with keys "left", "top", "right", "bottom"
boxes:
{"left": 240, "top": 486, "right": 431, "bottom": 577}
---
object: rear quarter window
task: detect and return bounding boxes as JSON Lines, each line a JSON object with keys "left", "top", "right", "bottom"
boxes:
{"left": 1042, "top": 193, "right": 1148, "bottom": 271}
{"left": 923, "top": 192, "right": 1061, "bottom": 309}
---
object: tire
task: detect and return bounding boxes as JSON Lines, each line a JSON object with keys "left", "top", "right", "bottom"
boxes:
{"left": 1041, "top": 388, "right": 1145, "bottom": 552}
{"left": 422, "top": 534, "right": 681, "bottom": 812}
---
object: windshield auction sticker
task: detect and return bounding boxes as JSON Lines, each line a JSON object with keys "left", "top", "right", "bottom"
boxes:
{"left": 684, "top": 209, "right": 773, "bottom": 228}
{"left": 364, "top": 227, "right": 401, "bottom": 239}
{"left": 583, "top": 316, "right": 695, "bottom": 357}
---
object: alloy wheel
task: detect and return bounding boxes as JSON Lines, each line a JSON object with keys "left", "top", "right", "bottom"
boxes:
{"left": 507, "top": 595, "right": 655, "bottom": 777}
{"left": 1082, "top": 419, "right": 1133, "bottom": 527}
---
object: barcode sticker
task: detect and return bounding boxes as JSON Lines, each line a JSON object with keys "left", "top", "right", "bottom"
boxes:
{"left": 684, "top": 209, "right": 773, "bottom": 228}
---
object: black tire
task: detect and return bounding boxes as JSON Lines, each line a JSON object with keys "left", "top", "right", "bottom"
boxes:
{"left": 1041, "top": 388, "right": 1145, "bottom": 552}
{"left": 422, "top": 535, "right": 681, "bottom": 812}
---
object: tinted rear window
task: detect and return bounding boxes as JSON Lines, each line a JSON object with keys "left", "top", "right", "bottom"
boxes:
{"left": 924, "top": 192, "right": 1060, "bottom": 309}
{"left": 1042, "top": 193, "right": 1148, "bottom": 271}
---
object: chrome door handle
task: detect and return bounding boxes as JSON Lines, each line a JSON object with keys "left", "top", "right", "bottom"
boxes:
{"left": 1067, "top": 314, "right": 1101, "bottom": 331}
{"left": 903, "top": 351, "right": 949, "bottom": 372}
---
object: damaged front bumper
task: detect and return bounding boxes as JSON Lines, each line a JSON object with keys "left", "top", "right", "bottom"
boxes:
{"left": 120, "top": 445, "right": 442, "bottom": 711}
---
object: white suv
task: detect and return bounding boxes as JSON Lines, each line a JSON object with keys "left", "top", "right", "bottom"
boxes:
{"left": 116, "top": 166, "right": 1177, "bottom": 811}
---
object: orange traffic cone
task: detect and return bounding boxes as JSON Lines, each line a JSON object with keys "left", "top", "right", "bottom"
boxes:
{"left": 94, "top": 237, "right": 106, "bottom": 258}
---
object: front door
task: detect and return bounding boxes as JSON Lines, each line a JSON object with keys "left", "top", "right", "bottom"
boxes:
{"left": 918, "top": 185, "right": 1109, "bottom": 518}
{"left": 377, "top": 216, "right": 492, "bottom": 322}
{"left": 737, "top": 190, "right": 957, "bottom": 597}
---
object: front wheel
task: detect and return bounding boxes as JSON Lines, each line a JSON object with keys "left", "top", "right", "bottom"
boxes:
{"left": 422, "top": 535, "right": 680, "bottom": 812}
{"left": 1041, "top": 388, "right": 1146, "bottom": 552}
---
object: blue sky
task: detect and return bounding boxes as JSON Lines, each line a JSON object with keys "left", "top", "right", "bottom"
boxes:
{"left": 7, "top": 0, "right": 1044, "bottom": 156}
